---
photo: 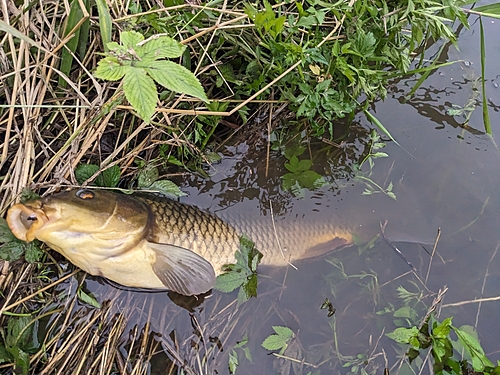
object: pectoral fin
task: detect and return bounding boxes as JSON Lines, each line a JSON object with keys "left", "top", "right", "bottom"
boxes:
{"left": 149, "top": 242, "right": 216, "bottom": 296}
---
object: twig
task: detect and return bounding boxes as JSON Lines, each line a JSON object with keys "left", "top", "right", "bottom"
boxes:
{"left": 424, "top": 227, "right": 441, "bottom": 284}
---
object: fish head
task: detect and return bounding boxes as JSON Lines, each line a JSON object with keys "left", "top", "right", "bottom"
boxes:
{"left": 7, "top": 189, "right": 150, "bottom": 256}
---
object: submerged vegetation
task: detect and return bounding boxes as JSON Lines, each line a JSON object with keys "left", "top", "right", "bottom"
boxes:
{"left": 1, "top": 0, "right": 500, "bottom": 374}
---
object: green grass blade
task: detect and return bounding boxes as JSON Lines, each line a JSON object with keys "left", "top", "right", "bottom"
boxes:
{"left": 96, "top": 0, "right": 112, "bottom": 51}
{"left": 59, "top": 0, "right": 87, "bottom": 87}
{"left": 479, "top": 17, "right": 491, "bottom": 135}
{"left": 78, "top": 0, "right": 91, "bottom": 59}
{"left": 364, "top": 109, "right": 413, "bottom": 157}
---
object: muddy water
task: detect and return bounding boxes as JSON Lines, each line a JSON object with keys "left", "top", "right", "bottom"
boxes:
{"left": 80, "top": 19, "right": 500, "bottom": 375}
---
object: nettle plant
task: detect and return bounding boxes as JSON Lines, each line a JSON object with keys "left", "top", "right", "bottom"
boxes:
{"left": 94, "top": 31, "right": 208, "bottom": 123}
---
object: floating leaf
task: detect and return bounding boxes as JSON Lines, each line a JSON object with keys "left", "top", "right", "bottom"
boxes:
{"left": 261, "top": 326, "right": 294, "bottom": 353}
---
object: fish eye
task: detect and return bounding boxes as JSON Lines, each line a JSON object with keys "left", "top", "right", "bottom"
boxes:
{"left": 76, "top": 189, "right": 95, "bottom": 200}
{"left": 27, "top": 214, "right": 37, "bottom": 221}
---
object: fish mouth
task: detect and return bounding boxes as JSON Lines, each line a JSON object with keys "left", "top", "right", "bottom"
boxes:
{"left": 7, "top": 202, "right": 49, "bottom": 242}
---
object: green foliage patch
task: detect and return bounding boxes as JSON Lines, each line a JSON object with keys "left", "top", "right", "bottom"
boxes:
{"left": 215, "top": 236, "right": 262, "bottom": 305}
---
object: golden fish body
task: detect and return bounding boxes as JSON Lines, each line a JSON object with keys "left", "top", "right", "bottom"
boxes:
{"left": 6, "top": 189, "right": 353, "bottom": 295}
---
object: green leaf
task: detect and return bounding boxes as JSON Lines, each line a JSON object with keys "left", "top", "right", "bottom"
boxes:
{"left": 20, "top": 188, "right": 40, "bottom": 204}
{"left": 24, "top": 242, "right": 44, "bottom": 263}
{"left": 0, "top": 217, "right": 18, "bottom": 244}
{"left": 9, "top": 346, "right": 29, "bottom": 375}
{"left": 433, "top": 317, "right": 452, "bottom": 339}
{"left": 137, "top": 165, "right": 159, "bottom": 188}
{"left": 120, "top": 30, "right": 144, "bottom": 49}
{"left": 262, "top": 334, "right": 288, "bottom": 351}
{"left": 296, "top": 159, "right": 312, "bottom": 172}
{"left": 215, "top": 270, "right": 247, "bottom": 293}
{"left": 215, "top": 236, "right": 261, "bottom": 300}
{"left": 261, "top": 326, "right": 294, "bottom": 352}
{"left": 77, "top": 289, "right": 102, "bottom": 308}
{"left": 148, "top": 180, "right": 187, "bottom": 198}
{"left": 137, "top": 36, "right": 186, "bottom": 60}
{"left": 94, "top": 56, "right": 129, "bottom": 81}
{"left": 386, "top": 327, "right": 420, "bottom": 345}
{"left": 272, "top": 326, "right": 294, "bottom": 339}
{"left": 75, "top": 164, "right": 99, "bottom": 184}
{"left": 474, "top": 3, "right": 500, "bottom": 16}
{"left": 0, "top": 241, "right": 25, "bottom": 262}
{"left": 59, "top": 0, "right": 86, "bottom": 87}
{"left": 123, "top": 67, "right": 158, "bottom": 123}
{"left": 95, "top": 0, "right": 112, "bottom": 51}
{"left": 284, "top": 155, "right": 299, "bottom": 173}
{"left": 453, "top": 325, "right": 494, "bottom": 371}
{"left": 238, "top": 274, "right": 258, "bottom": 304}
{"left": 0, "top": 344, "right": 13, "bottom": 363}
{"left": 143, "top": 60, "right": 208, "bottom": 102}
{"left": 229, "top": 350, "right": 238, "bottom": 374}
{"left": 95, "top": 165, "right": 121, "bottom": 187}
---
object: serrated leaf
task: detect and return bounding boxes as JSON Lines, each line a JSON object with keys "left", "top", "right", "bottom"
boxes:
{"left": 95, "top": 165, "right": 121, "bottom": 187}
{"left": 9, "top": 346, "right": 29, "bottom": 375}
{"left": 284, "top": 155, "right": 299, "bottom": 172}
{"left": 143, "top": 60, "right": 208, "bottom": 102}
{"left": 433, "top": 317, "right": 452, "bottom": 339}
{"left": 123, "top": 67, "right": 157, "bottom": 123}
{"left": 386, "top": 327, "right": 419, "bottom": 344}
{"left": 0, "top": 344, "right": 13, "bottom": 363}
{"left": 0, "top": 241, "right": 25, "bottom": 261}
{"left": 94, "top": 56, "right": 129, "bottom": 81}
{"left": 137, "top": 36, "right": 186, "bottom": 60}
{"left": 75, "top": 164, "right": 99, "bottom": 184}
{"left": 238, "top": 274, "right": 258, "bottom": 304}
{"left": 297, "top": 170, "right": 324, "bottom": 190}
{"left": 77, "top": 289, "right": 102, "bottom": 308}
{"left": 137, "top": 165, "right": 159, "bottom": 187}
{"left": 24, "top": 242, "right": 44, "bottom": 263}
{"left": 453, "top": 326, "right": 494, "bottom": 371}
{"left": 148, "top": 180, "right": 187, "bottom": 198}
{"left": 20, "top": 188, "right": 40, "bottom": 203}
{"left": 262, "top": 334, "right": 287, "bottom": 351}
{"left": 0, "top": 218, "right": 18, "bottom": 243}
{"left": 215, "top": 270, "right": 247, "bottom": 293}
{"left": 273, "top": 326, "right": 294, "bottom": 339}
{"left": 296, "top": 159, "right": 312, "bottom": 172}
{"left": 120, "top": 30, "right": 144, "bottom": 48}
